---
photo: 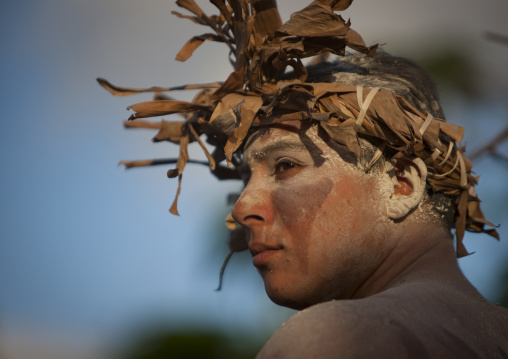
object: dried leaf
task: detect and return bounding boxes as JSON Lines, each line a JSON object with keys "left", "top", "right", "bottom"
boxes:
{"left": 153, "top": 120, "right": 184, "bottom": 143}
{"left": 176, "top": 0, "right": 206, "bottom": 19}
{"left": 215, "top": 220, "right": 248, "bottom": 290}
{"left": 224, "top": 96, "right": 264, "bottom": 161}
{"left": 251, "top": 0, "right": 282, "bottom": 36}
{"left": 210, "top": 109, "right": 239, "bottom": 135}
{"left": 176, "top": 33, "right": 225, "bottom": 61}
{"left": 123, "top": 120, "right": 161, "bottom": 129}
{"left": 209, "top": 0, "right": 233, "bottom": 27}
{"left": 346, "top": 28, "right": 378, "bottom": 55}
{"left": 232, "top": 12, "right": 255, "bottom": 70}
{"left": 276, "top": 84, "right": 316, "bottom": 112}
{"left": 225, "top": 211, "right": 237, "bottom": 230}
{"left": 307, "top": 51, "right": 330, "bottom": 66}
{"left": 119, "top": 158, "right": 210, "bottom": 169}
{"left": 321, "top": 119, "right": 361, "bottom": 157}
{"left": 169, "top": 175, "right": 183, "bottom": 215}
{"left": 327, "top": 0, "right": 354, "bottom": 11}
{"left": 278, "top": 2, "right": 349, "bottom": 37}
{"left": 127, "top": 100, "right": 211, "bottom": 120}
{"left": 440, "top": 122, "right": 465, "bottom": 144}
{"left": 211, "top": 96, "right": 245, "bottom": 135}
{"left": 120, "top": 159, "right": 177, "bottom": 169}
{"left": 188, "top": 123, "right": 216, "bottom": 170}
{"left": 345, "top": 28, "right": 366, "bottom": 47}
{"left": 171, "top": 10, "right": 206, "bottom": 25}
{"left": 176, "top": 127, "right": 190, "bottom": 175}
{"left": 177, "top": 0, "right": 228, "bottom": 41}
{"left": 455, "top": 188, "right": 469, "bottom": 257}
{"left": 314, "top": 82, "right": 356, "bottom": 98}
{"left": 97, "top": 78, "right": 221, "bottom": 97}
{"left": 167, "top": 168, "right": 180, "bottom": 178}
{"left": 215, "top": 251, "right": 233, "bottom": 291}
{"left": 211, "top": 67, "right": 244, "bottom": 100}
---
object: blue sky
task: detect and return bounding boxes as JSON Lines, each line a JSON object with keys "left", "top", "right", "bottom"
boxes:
{"left": 1, "top": 0, "right": 507, "bottom": 353}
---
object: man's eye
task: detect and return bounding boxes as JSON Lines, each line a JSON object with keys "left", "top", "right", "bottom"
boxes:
{"left": 275, "top": 160, "right": 297, "bottom": 172}
{"left": 274, "top": 159, "right": 303, "bottom": 180}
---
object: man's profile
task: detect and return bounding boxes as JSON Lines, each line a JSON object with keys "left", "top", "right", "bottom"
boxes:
{"left": 100, "top": 1, "right": 508, "bottom": 357}
{"left": 234, "top": 55, "right": 508, "bottom": 359}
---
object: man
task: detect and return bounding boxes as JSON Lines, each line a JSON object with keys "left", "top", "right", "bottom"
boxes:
{"left": 232, "top": 57, "right": 508, "bottom": 359}
{"left": 236, "top": 124, "right": 508, "bottom": 358}
{"left": 100, "top": 0, "right": 507, "bottom": 357}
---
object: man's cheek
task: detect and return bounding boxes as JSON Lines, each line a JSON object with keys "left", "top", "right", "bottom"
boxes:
{"left": 270, "top": 178, "right": 334, "bottom": 224}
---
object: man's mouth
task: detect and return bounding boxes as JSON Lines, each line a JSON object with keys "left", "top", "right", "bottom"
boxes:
{"left": 249, "top": 243, "right": 282, "bottom": 267}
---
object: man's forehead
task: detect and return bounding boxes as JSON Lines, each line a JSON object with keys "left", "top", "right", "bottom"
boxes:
{"left": 243, "top": 121, "right": 304, "bottom": 150}
{"left": 240, "top": 122, "right": 341, "bottom": 171}
{"left": 243, "top": 127, "right": 308, "bottom": 163}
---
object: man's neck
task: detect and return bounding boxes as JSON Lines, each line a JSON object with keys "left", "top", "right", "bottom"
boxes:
{"left": 351, "top": 221, "right": 467, "bottom": 299}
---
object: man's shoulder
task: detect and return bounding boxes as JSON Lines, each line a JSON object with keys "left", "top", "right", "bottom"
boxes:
{"left": 257, "top": 299, "right": 408, "bottom": 358}
{"left": 257, "top": 286, "right": 508, "bottom": 358}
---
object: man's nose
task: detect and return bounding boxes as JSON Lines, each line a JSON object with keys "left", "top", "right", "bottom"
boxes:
{"left": 231, "top": 179, "right": 273, "bottom": 228}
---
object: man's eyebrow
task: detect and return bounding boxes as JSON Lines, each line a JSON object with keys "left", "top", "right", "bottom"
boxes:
{"left": 250, "top": 141, "right": 307, "bottom": 162}
{"left": 239, "top": 140, "right": 307, "bottom": 173}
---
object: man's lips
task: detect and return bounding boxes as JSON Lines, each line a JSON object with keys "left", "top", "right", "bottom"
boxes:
{"left": 249, "top": 243, "right": 282, "bottom": 267}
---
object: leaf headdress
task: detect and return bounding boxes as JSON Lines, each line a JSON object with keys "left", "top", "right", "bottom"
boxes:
{"left": 99, "top": 0, "right": 498, "bottom": 263}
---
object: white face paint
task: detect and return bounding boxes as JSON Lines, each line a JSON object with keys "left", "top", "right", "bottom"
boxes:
{"left": 382, "top": 157, "right": 427, "bottom": 220}
{"left": 232, "top": 121, "right": 401, "bottom": 309}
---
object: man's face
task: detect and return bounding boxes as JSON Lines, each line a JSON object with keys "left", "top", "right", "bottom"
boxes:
{"left": 232, "top": 121, "right": 396, "bottom": 309}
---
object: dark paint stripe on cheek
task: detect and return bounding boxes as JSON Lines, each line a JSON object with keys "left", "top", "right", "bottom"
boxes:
{"left": 270, "top": 178, "right": 334, "bottom": 273}
{"left": 271, "top": 178, "right": 334, "bottom": 223}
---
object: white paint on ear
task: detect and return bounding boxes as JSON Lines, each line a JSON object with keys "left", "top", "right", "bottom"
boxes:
{"left": 380, "top": 157, "right": 427, "bottom": 220}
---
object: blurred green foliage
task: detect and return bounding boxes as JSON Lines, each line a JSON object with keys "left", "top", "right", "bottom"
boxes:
{"left": 419, "top": 46, "right": 479, "bottom": 98}
{"left": 497, "top": 268, "right": 508, "bottom": 308}
{"left": 119, "top": 327, "right": 260, "bottom": 359}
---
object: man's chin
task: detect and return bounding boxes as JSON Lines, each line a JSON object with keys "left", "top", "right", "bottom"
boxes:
{"left": 265, "top": 286, "right": 315, "bottom": 311}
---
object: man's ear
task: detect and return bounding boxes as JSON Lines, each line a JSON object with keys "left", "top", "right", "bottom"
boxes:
{"left": 382, "top": 157, "right": 427, "bottom": 220}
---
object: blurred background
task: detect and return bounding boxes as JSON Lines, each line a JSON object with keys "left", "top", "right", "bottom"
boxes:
{"left": 1, "top": 0, "right": 507, "bottom": 358}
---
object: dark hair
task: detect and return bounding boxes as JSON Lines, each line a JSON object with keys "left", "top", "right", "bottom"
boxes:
{"left": 306, "top": 52, "right": 445, "bottom": 119}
